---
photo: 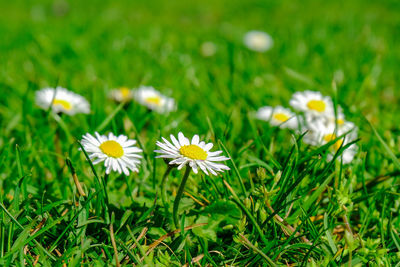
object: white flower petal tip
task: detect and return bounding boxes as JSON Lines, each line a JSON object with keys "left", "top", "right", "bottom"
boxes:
{"left": 80, "top": 132, "right": 142, "bottom": 175}
{"left": 243, "top": 30, "right": 273, "bottom": 52}
{"left": 109, "top": 87, "right": 134, "bottom": 103}
{"left": 154, "top": 133, "right": 230, "bottom": 176}
{"left": 133, "top": 86, "right": 176, "bottom": 114}
{"left": 35, "top": 86, "right": 90, "bottom": 115}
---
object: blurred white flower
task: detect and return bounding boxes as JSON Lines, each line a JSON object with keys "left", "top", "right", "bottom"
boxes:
{"left": 244, "top": 30, "right": 273, "bottom": 52}
{"left": 290, "top": 90, "right": 334, "bottom": 118}
{"left": 133, "top": 86, "right": 176, "bottom": 114}
{"left": 303, "top": 118, "right": 358, "bottom": 164}
{"left": 256, "top": 106, "right": 298, "bottom": 129}
{"left": 35, "top": 86, "right": 90, "bottom": 115}
{"left": 154, "top": 132, "right": 230, "bottom": 176}
{"left": 109, "top": 87, "right": 133, "bottom": 103}
{"left": 200, "top": 42, "right": 217, "bottom": 57}
{"left": 81, "top": 132, "right": 142, "bottom": 175}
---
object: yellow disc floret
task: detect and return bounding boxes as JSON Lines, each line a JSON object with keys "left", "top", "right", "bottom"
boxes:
{"left": 307, "top": 100, "right": 326, "bottom": 112}
{"left": 337, "top": 119, "right": 344, "bottom": 125}
{"left": 179, "top": 145, "right": 208, "bottom": 160}
{"left": 273, "top": 113, "right": 289, "bottom": 122}
{"left": 119, "top": 87, "right": 131, "bottom": 99}
{"left": 323, "top": 134, "right": 343, "bottom": 151}
{"left": 99, "top": 140, "right": 124, "bottom": 158}
{"left": 145, "top": 96, "right": 161, "bottom": 105}
{"left": 53, "top": 99, "right": 72, "bottom": 110}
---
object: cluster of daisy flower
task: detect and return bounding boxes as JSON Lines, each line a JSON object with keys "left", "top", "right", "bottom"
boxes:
{"left": 109, "top": 85, "right": 176, "bottom": 114}
{"left": 34, "top": 86, "right": 230, "bottom": 176}
{"left": 35, "top": 85, "right": 176, "bottom": 115}
{"left": 256, "top": 90, "right": 358, "bottom": 164}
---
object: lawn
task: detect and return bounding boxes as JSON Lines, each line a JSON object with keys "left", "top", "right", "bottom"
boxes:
{"left": 1, "top": 0, "right": 400, "bottom": 265}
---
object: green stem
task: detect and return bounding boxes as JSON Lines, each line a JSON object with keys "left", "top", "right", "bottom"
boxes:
{"left": 123, "top": 175, "right": 135, "bottom": 204}
{"left": 173, "top": 166, "right": 191, "bottom": 229}
{"left": 102, "top": 173, "right": 111, "bottom": 222}
{"left": 161, "top": 165, "right": 173, "bottom": 215}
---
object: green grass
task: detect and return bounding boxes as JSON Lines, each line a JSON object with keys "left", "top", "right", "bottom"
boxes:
{"left": 1, "top": 0, "right": 400, "bottom": 265}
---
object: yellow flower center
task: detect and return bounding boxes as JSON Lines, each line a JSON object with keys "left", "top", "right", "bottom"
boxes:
{"left": 99, "top": 140, "right": 124, "bottom": 158}
{"left": 307, "top": 100, "right": 326, "bottom": 112}
{"left": 119, "top": 87, "right": 131, "bottom": 99}
{"left": 273, "top": 113, "right": 289, "bottom": 122}
{"left": 53, "top": 99, "right": 72, "bottom": 110}
{"left": 179, "top": 145, "right": 208, "bottom": 160}
{"left": 323, "top": 134, "right": 343, "bottom": 151}
{"left": 337, "top": 119, "right": 344, "bottom": 125}
{"left": 145, "top": 96, "right": 162, "bottom": 106}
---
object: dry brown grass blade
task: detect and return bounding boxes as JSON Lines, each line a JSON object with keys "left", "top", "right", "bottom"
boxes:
{"left": 146, "top": 223, "right": 207, "bottom": 255}
{"left": 184, "top": 191, "right": 206, "bottom": 207}
{"left": 110, "top": 223, "right": 121, "bottom": 267}
{"left": 54, "top": 249, "right": 67, "bottom": 267}
{"left": 266, "top": 201, "right": 311, "bottom": 244}
{"left": 182, "top": 254, "right": 204, "bottom": 267}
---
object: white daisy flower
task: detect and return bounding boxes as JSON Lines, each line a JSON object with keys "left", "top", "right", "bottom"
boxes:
{"left": 243, "top": 30, "right": 273, "bottom": 52}
{"left": 256, "top": 106, "right": 299, "bottom": 129}
{"left": 327, "top": 106, "right": 346, "bottom": 126}
{"left": 200, "top": 41, "right": 217, "bottom": 57}
{"left": 109, "top": 87, "right": 133, "bottom": 103}
{"left": 81, "top": 132, "right": 142, "bottom": 175}
{"left": 133, "top": 86, "right": 176, "bottom": 114}
{"left": 304, "top": 119, "right": 358, "bottom": 164}
{"left": 289, "top": 91, "right": 334, "bottom": 118}
{"left": 154, "top": 132, "right": 230, "bottom": 176}
{"left": 35, "top": 86, "right": 90, "bottom": 115}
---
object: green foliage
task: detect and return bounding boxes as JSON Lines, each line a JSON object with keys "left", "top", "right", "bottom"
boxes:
{"left": 1, "top": 0, "right": 400, "bottom": 265}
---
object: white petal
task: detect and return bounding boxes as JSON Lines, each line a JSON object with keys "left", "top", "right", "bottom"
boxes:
{"left": 191, "top": 135, "right": 199, "bottom": 145}
{"left": 170, "top": 134, "right": 181, "bottom": 148}
{"left": 204, "top": 143, "right": 213, "bottom": 151}
{"left": 178, "top": 132, "right": 189, "bottom": 146}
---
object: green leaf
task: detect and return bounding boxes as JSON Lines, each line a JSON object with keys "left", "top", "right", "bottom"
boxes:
{"left": 192, "top": 215, "right": 220, "bottom": 242}
{"left": 203, "top": 200, "right": 241, "bottom": 225}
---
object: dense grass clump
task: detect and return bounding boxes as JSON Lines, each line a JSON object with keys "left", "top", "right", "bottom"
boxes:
{"left": 1, "top": 0, "right": 400, "bottom": 265}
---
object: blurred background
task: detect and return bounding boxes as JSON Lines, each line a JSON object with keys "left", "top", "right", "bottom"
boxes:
{"left": 0, "top": 0, "right": 400, "bottom": 130}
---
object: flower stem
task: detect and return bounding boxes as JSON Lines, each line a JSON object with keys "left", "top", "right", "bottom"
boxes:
{"left": 54, "top": 125, "right": 64, "bottom": 168}
{"left": 66, "top": 158, "right": 86, "bottom": 197}
{"left": 161, "top": 165, "right": 173, "bottom": 215}
{"left": 173, "top": 166, "right": 191, "bottom": 229}
{"left": 102, "top": 173, "right": 110, "bottom": 208}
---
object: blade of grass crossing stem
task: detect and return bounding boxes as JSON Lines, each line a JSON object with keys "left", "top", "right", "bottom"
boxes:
{"left": 218, "top": 140, "right": 246, "bottom": 196}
